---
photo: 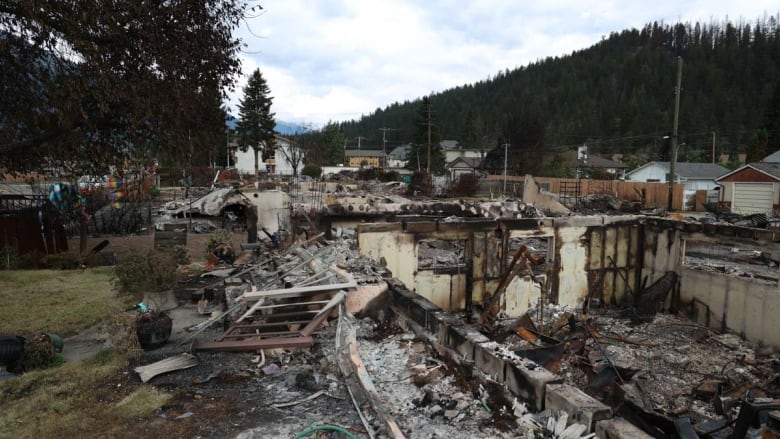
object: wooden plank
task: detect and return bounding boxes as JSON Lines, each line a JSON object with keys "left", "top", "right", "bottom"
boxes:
{"left": 241, "top": 280, "right": 357, "bottom": 301}
{"left": 193, "top": 335, "right": 314, "bottom": 352}
{"left": 134, "top": 353, "right": 199, "bottom": 383}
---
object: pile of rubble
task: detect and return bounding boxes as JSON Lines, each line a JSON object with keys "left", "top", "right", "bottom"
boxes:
{"left": 490, "top": 301, "right": 780, "bottom": 437}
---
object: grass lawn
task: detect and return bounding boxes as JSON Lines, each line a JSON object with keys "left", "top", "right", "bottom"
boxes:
{"left": 0, "top": 269, "right": 171, "bottom": 438}
{"left": 0, "top": 268, "right": 133, "bottom": 335}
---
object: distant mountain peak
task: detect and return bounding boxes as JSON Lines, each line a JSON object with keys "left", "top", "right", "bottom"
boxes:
{"left": 225, "top": 114, "right": 309, "bottom": 135}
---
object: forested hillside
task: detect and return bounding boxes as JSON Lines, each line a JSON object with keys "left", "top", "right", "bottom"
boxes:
{"left": 339, "top": 16, "right": 780, "bottom": 176}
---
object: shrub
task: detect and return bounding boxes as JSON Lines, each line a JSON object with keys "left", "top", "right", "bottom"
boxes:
{"left": 0, "top": 245, "right": 18, "bottom": 269}
{"left": 301, "top": 164, "right": 322, "bottom": 179}
{"left": 450, "top": 173, "right": 479, "bottom": 197}
{"left": 206, "top": 229, "right": 232, "bottom": 254}
{"left": 405, "top": 171, "right": 433, "bottom": 196}
{"left": 41, "top": 252, "right": 82, "bottom": 270}
{"left": 357, "top": 168, "right": 378, "bottom": 180}
{"left": 378, "top": 170, "right": 400, "bottom": 182}
{"left": 113, "top": 250, "right": 177, "bottom": 294}
{"left": 172, "top": 245, "right": 191, "bottom": 265}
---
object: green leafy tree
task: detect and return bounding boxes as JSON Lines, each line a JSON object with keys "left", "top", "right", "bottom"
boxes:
{"left": 301, "top": 164, "right": 322, "bottom": 178}
{"left": 764, "top": 81, "right": 780, "bottom": 153}
{"left": 747, "top": 129, "right": 769, "bottom": 163}
{"left": 236, "top": 68, "right": 276, "bottom": 179}
{"left": 406, "top": 97, "right": 445, "bottom": 174}
{"left": 0, "top": 0, "right": 248, "bottom": 175}
{"left": 322, "top": 123, "right": 345, "bottom": 166}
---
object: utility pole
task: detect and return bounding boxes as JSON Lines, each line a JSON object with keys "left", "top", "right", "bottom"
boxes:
{"left": 379, "top": 127, "right": 398, "bottom": 168}
{"left": 668, "top": 56, "right": 683, "bottom": 212}
{"left": 356, "top": 136, "right": 366, "bottom": 150}
{"left": 426, "top": 100, "right": 432, "bottom": 174}
{"left": 503, "top": 143, "right": 509, "bottom": 195}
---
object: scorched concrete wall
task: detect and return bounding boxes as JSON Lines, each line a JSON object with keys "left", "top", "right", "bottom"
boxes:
{"left": 680, "top": 267, "right": 780, "bottom": 349}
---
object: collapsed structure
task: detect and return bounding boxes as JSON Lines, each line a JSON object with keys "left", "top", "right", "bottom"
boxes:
{"left": 145, "top": 175, "right": 780, "bottom": 438}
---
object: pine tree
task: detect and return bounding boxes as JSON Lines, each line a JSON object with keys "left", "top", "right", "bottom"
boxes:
{"left": 405, "top": 97, "right": 445, "bottom": 174}
{"left": 322, "top": 123, "right": 346, "bottom": 166}
{"left": 236, "top": 69, "right": 276, "bottom": 179}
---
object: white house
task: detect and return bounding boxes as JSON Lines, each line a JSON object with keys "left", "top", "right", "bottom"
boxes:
{"left": 446, "top": 157, "right": 482, "bottom": 181}
{"left": 626, "top": 161, "right": 729, "bottom": 210}
{"left": 441, "top": 140, "right": 483, "bottom": 163}
{"left": 625, "top": 161, "right": 729, "bottom": 190}
{"left": 234, "top": 136, "right": 302, "bottom": 176}
{"left": 387, "top": 144, "right": 410, "bottom": 168}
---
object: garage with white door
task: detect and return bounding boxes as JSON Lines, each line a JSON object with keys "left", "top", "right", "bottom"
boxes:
{"left": 733, "top": 182, "right": 775, "bottom": 214}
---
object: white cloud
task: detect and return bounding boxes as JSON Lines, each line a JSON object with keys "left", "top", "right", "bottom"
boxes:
{"left": 228, "top": 0, "right": 780, "bottom": 127}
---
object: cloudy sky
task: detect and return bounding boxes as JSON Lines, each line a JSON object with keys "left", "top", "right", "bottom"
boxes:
{"left": 228, "top": 0, "right": 779, "bottom": 128}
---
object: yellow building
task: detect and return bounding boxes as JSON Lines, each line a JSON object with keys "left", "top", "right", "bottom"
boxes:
{"left": 345, "top": 149, "right": 386, "bottom": 168}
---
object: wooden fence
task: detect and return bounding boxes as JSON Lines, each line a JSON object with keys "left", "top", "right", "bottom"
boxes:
{"left": 485, "top": 175, "right": 684, "bottom": 210}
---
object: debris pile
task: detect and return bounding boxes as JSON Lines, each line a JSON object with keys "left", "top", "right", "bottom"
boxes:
{"left": 491, "top": 302, "right": 780, "bottom": 437}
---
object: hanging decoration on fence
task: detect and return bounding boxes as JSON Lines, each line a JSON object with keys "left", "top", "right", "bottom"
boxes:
{"left": 48, "top": 183, "right": 82, "bottom": 211}
{"left": 107, "top": 176, "right": 126, "bottom": 208}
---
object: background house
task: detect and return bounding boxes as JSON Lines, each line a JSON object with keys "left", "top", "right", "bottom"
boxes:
{"left": 626, "top": 161, "right": 729, "bottom": 211}
{"left": 387, "top": 144, "right": 410, "bottom": 168}
{"left": 345, "top": 149, "right": 386, "bottom": 168}
{"left": 625, "top": 161, "right": 728, "bottom": 190}
{"left": 234, "top": 136, "right": 301, "bottom": 176}
{"left": 441, "top": 140, "right": 483, "bottom": 163}
{"left": 446, "top": 157, "right": 482, "bottom": 181}
{"left": 715, "top": 161, "right": 780, "bottom": 216}
{"left": 577, "top": 154, "right": 628, "bottom": 179}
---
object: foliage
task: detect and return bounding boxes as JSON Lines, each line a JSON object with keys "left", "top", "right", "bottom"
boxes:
{"left": 406, "top": 171, "right": 433, "bottom": 196}
{"left": 322, "top": 122, "right": 346, "bottom": 166}
{"left": 405, "top": 97, "right": 446, "bottom": 174}
{"left": 378, "top": 170, "right": 401, "bottom": 182}
{"left": 302, "top": 164, "right": 322, "bottom": 178}
{"left": 236, "top": 68, "right": 276, "bottom": 177}
{"left": 0, "top": 245, "right": 17, "bottom": 270}
{"left": 172, "top": 245, "right": 191, "bottom": 266}
{"left": 746, "top": 129, "right": 769, "bottom": 163}
{"left": 206, "top": 229, "right": 233, "bottom": 254}
{"left": 764, "top": 81, "right": 780, "bottom": 152}
{"left": 277, "top": 141, "right": 304, "bottom": 179}
{"left": 450, "top": 174, "right": 479, "bottom": 197}
{"left": 113, "top": 251, "right": 177, "bottom": 294}
{"left": 340, "top": 15, "right": 780, "bottom": 169}
{"left": 542, "top": 153, "right": 573, "bottom": 178}
{"left": 290, "top": 122, "right": 345, "bottom": 167}
{"left": 0, "top": 1, "right": 248, "bottom": 175}
{"left": 357, "top": 168, "right": 379, "bottom": 180}
{"left": 9, "top": 251, "right": 82, "bottom": 270}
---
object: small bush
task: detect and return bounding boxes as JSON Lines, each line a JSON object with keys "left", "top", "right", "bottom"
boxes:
{"left": 406, "top": 171, "right": 433, "bottom": 196}
{"left": 450, "top": 173, "right": 479, "bottom": 197}
{"left": 0, "top": 245, "right": 18, "bottom": 269}
{"left": 357, "top": 167, "right": 379, "bottom": 180}
{"left": 42, "top": 252, "right": 82, "bottom": 270}
{"left": 172, "top": 245, "right": 191, "bottom": 265}
{"left": 113, "top": 250, "right": 177, "bottom": 294}
{"left": 378, "top": 170, "right": 401, "bottom": 182}
{"left": 206, "top": 229, "right": 232, "bottom": 254}
{"left": 301, "top": 164, "right": 322, "bottom": 179}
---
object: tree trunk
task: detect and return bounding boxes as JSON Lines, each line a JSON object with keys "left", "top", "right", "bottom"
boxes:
{"left": 254, "top": 148, "right": 259, "bottom": 183}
